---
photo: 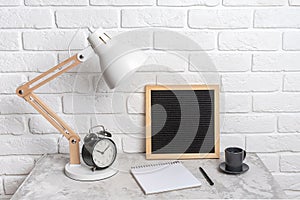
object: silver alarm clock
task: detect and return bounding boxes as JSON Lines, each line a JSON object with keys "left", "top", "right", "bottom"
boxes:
{"left": 82, "top": 125, "right": 117, "bottom": 170}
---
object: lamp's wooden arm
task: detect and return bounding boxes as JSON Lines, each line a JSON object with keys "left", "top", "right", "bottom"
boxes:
{"left": 16, "top": 46, "right": 94, "bottom": 165}
{"left": 24, "top": 93, "right": 81, "bottom": 164}
{"left": 17, "top": 55, "right": 81, "bottom": 97}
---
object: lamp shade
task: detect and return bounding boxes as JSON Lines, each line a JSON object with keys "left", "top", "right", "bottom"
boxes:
{"left": 88, "top": 29, "right": 147, "bottom": 89}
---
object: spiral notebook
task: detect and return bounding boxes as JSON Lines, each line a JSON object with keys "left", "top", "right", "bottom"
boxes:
{"left": 131, "top": 161, "right": 201, "bottom": 194}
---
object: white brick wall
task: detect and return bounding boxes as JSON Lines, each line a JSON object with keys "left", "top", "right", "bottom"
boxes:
{"left": 219, "top": 31, "right": 281, "bottom": 51}
{"left": 158, "top": 0, "right": 219, "bottom": 7}
{"left": 189, "top": 9, "right": 252, "bottom": 29}
{"left": 253, "top": 93, "right": 300, "bottom": 112}
{"left": 254, "top": 9, "right": 300, "bottom": 28}
{"left": 0, "top": 156, "right": 35, "bottom": 175}
{"left": 121, "top": 9, "right": 185, "bottom": 28}
{"left": 25, "top": 0, "right": 88, "bottom": 6}
{"left": 190, "top": 53, "right": 251, "bottom": 72}
{"left": 223, "top": 0, "right": 286, "bottom": 6}
{"left": 0, "top": 1, "right": 300, "bottom": 198}
{"left": 23, "top": 30, "right": 88, "bottom": 50}
{"left": 0, "top": 0, "right": 22, "bottom": 6}
{"left": 283, "top": 32, "right": 300, "bottom": 50}
{"left": 221, "top": 114, "right": 276, "bottom": 133}
{"left": 154, "top": 31, "right": 215, "bottom": 51}
{"left": 290, "top": 0, "right": 300, "bottom": 5}
{"left": 0, "top": 32, "right": 21, "bottom": 50}
{"left": 56, "top": 9, "right": 119, "bottom": 28}
{"left": 278, "top": 114, "right": 300, "bottom": 133}
{"left": 0, "top": 8, "right": 53, "bottom": 28}
{"left": 221, "top": 73, "right": 281, "bottom": 92}
{"left": 0, "top": 52, "right": 57, "bottom": 72}
{"left": 252, "top": 53, "right": 300, "bottom": 71}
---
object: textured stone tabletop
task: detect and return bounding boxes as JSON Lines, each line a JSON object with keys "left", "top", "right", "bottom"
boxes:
{"left": 12, "top": 153, "right": 286, "bottom": 199}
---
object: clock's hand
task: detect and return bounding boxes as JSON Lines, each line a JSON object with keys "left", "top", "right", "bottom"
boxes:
{"left": 96, "top": 150, "right": 104, "bottom": 154}
{"left": 103, "top": 145, "right": 110, "bottom": 153}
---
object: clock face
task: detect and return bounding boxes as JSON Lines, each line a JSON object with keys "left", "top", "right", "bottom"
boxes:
{"left": 92, "top": 139, "right": 117, "bottom": 168}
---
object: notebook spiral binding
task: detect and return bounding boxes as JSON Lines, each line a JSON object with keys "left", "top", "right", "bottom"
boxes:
{"left": 131, "top": 161, "right": 180, "bottom": 169}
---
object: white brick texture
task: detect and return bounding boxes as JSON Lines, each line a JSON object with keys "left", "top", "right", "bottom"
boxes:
{"left": 0, "top": 8, "right": 52, "bottom": 28}
{"left": 157, "top": 73, "right": 220, "bottom": 85}
{"left": 220, "top": 134, "right": 245, "bottom": 151}
{"left": 0, "top": 0, "right": 22, "bottom": 6}
{"left": 140, "top": 51, "right": 187, "bottom": 72}
{"left": 255, "top": 9, "right": 300, "bottom": 28}
{"left": 221, "top": 73, "right": 281, "bottom": 92}
{"left": 223, "top": 0, "right": 286, "bottom": 6}
{"left": 122, "top": 135, "right": 145, "bottom": 153}
{"left": 25, "top": 0, "right": 88, "bottom": 6}
{"left": 56, "top": 9, "right": 119, "bottom": 28}
{"left": 290, "top": 0, "right": 300, "bottom": 5}
{"left": 122, "top": 9, "right": 185, "bottom": 28}
{"left": 0, "top": 135, "right": 58, "bottom": 155}
{"left": 220, "top": 93, "right": 251, "bottom": 113}
{"left": 63, "top": 94, "right": 125, "bottom": 114}
{"left": 1, "top": 2, "right": 300, "bottom": 198}
{"left": 92, "top": 114, "right": 144, "bottom": 134}
{"left": 253, "top": 53, "right": 300, "bottom": 71}
{"left": 0, "top": 32, "right": 20, "bottom": 51}
{"left": 221, "top": 114, "right": 276, "bottom": 133}
{"left": 0, "top": 95, "right": 61, "bottom": 114}
{"left": 190, "top": 53, "right": 251, "bottom": 72}
{"left": 278, "top": 114, "right": 300, "bottom": 133}
{"left": 23, "top": 30, "right": 88, "bottom": 50}
{"left": 283, "top": 32, "right": 300, "bottom": 50}
{"left": 94, "top": 73, "right": 156, "bottom": 93}
{"left": 0, "top": 156, "right": 35, "bottom": 175}
{"left": 31, "top": 73, "right": 92, "bottom": 94}
{"left": 0, "top": 74, "right": 27, "bottom": 94}
{"left": 284, "top": 73, "right": 300, "bottom": 91}
{"left": 189, "top": 9, "right": 252, "bottom": 29}
{"left": 0, "top": 177, "right": 3, "bottom": 195}
{"left": 0, "top": 53, "right": 57, "bottom": 72}
{"left": 127, "top": 93, "right": 144, "bottom": 114}
{"left": 219, "top": 31, "right": 281, "bottom": 51}
{"left": 158, "top": 0, "right": 219, "bottom": 7}
{"left": 29, "top": 115, "right": 90, "bottom": 134}
{"left": 247, "top": 134, "right": 300, "bottom": 152}
{"left": 0, "top": 116, "right": 26, "bottom": 135}
{"left": 154, "top": 31, "right": 215, "bottom": 51}
{"left": 253, "top": 93, "right": 300, "bottom": 112}
{"left": 91, "top": 0, "right": 154, "bottom": 6}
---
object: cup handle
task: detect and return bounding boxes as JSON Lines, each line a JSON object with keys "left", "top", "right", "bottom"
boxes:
{"left": 243, "top": 150, "right": 247, "bottom": 160}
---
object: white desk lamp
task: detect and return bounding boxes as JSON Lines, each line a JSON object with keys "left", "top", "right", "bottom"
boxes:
{"left": 16, "top": 28, "right": 147, "bottom": 181}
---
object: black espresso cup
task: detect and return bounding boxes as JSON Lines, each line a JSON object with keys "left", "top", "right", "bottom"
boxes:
{"left": 225, "top": 147, "right": 246, "bottom": 172}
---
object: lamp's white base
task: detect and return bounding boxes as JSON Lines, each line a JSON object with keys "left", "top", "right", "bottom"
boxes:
{"left": 65, "top": 163, "right": 118, "bottom": 181}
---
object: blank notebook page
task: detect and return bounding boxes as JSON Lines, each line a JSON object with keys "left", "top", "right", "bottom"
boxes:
{"left": 131, "top": 161, "right": 201, "bottom": 194}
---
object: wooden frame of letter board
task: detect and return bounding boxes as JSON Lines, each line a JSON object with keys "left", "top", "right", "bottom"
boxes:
{"left": 145, "top": 85, "right": 220, "bottom": 159}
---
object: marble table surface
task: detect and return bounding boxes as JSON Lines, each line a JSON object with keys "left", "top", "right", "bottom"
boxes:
{"left": 12, "top": 153, "right": 286, "bottom": 199}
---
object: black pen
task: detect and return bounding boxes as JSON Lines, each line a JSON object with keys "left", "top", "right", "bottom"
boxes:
{"left": 199, "top": 167, "right": 214, "bottom": 186}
